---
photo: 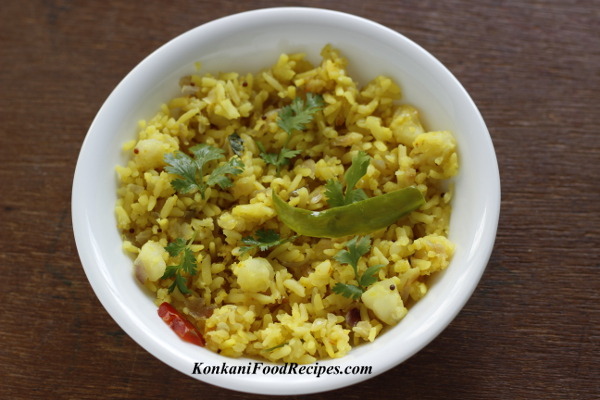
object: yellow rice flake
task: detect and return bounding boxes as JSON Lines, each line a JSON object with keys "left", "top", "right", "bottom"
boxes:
{"left": 159, "top": 195, "right": 178, "bottom": 219}
{"left": 115, "top": 44, "right": 458, "bottom": 365}
{"left": 115, "top": 205, "right": 130, "bottom": 229}
{"left": 283, "top": 278, "right": 306, "bottom": 297}
{"left": 176, "top": 108, "right": 199, "bottom": 124}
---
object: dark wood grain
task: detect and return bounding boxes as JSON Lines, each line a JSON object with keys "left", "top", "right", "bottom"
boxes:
{"left": 1, "top": 0, "right": 598, "bottom": 398}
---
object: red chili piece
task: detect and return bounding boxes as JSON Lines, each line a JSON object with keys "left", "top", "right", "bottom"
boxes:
{"left": 157, "top": 302, "right": 205, "bottom": 347}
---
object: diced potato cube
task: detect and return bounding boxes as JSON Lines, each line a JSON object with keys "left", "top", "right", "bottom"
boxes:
{"left": 234, "top": 257, "right": 274, "bottom": 293}
{"left": 134, "top": 240, "right": 167, "bottom": 283}
{"left": 390, "top": 105, "right": 425, "bottom": 146}
{"left": 361, "top": 278, "right": 407, "bottom": 325}
{"left": 410, "top": 130, "right": 458, "bottom": 179}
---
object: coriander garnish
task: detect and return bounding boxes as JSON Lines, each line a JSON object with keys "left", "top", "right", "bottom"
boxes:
{"left": 258, "top": 93, "right": 324, "bottom": 172}
{"left": 161, "top": 237, "right": 197, "bottom": 294}
{"left": 239, "top": 229, "right": 296, "bottom": 254}
{"left": 332, "top": 236, "right": 384, "bottom": 300}
{"left": 164, "top": 144, "right": 244, "bottom": 198}
{"left": 325, "top": 150, "right": 370, "bottom": 207}
{"left": 277, "top": 92, "right": 324, "bottom": 135}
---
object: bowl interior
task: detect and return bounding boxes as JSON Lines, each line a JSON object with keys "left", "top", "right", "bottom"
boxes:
{"left": 72, "top": 7, "right": 499, "bottom": 395}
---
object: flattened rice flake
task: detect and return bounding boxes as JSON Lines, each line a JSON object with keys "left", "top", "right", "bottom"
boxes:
{"left": 116, "top": 45, "right": 458, "bottom": 363}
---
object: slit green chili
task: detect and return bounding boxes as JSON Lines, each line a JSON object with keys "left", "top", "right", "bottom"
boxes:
{"left": 272, "top": 186, "right": 425, "bottom": 238}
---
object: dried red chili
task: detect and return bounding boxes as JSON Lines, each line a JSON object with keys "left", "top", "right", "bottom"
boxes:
{"left": 157, "top": 302, "right": 205, "bottom": 347}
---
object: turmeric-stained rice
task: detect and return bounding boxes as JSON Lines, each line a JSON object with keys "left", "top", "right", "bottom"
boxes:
{"left": 115, "top": 45, "right": 458, "bottom": 363}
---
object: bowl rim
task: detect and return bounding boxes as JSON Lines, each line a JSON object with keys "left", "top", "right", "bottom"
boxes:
{"left": 72, "top": 6, "right": 500, "bottom": 395}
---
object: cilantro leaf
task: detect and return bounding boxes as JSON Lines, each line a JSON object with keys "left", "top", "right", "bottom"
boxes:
{"left": 228, "top": 133, "right": 244, "bottom": 157}
{"left": 334, "top": 236, "right": 371, "bottom": 273}
{"left": 174, "top": 274, "right": 190, "bottom": 295}
{"left": 344, "top": 151, "right": 370, "bottom": 193}
{"left": 257, "top": 142, "right": 301, "bottom": 172}
{"left": 277, "top": 93, "right": 324, "bottom": 135}
{"left": 256, "top": 93, "right": 323, "bottom": 174}
{"left": 164, "top": 152, "right": 201, "bottom": 194}
{"left": 358, "top": 264, "right": 385, "bottom": 288}
{"left": 332, "top": 283, "right": 364, "bottom": 300}
{"left": 180, "top": 247, "right": 197, "bottom": 276}
{"left": 277, "top": 148, "right": 302, "bottom": 166}
{"left": 189, "top": 144, "right": 225, "bottom": 172}
{"left": 165, "top": 237, "right": 188, "bottom": 257}
{"left": 332, "top": 236, "right": 384, "bottom": 300}
{"left": 161, "top": 237, "right": 197, "bottom": 294}
{"left": 239, "top": 229, "right": 296, "bottom": 254}
{"left": 344, "top": 188, "right": 368, "bottom": 204}
{"left": 164, "top": 144, "right": 244, "bottom": 198}
{"left": 161, "top": 265, "right": 179, "bottom": 279}
{"left": 324, "top": 180, "right": 345, "bottom": 208}
{"left": 326, "top": 151, "right": 371, "bottom": 208}
{"left": 207, "top": 157, "right": 244, "bottom": 189}
{"left": 256, "top": 142, "right": 279, "bottom": 165}
{"left": 260, "top": 153, "right": 283, "bottom": 168}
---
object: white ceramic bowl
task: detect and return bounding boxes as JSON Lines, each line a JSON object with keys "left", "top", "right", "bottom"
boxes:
{"left": 72, "top": 7, "right": 500, "bottom": 395}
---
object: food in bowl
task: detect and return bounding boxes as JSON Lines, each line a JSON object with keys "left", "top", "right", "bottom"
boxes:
{"left": 114, "top": 45, "right": 458, "bottom": 364}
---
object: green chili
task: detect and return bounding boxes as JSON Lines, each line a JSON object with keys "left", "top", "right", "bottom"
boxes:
{"left": 272, "top": 186, "right": 425, "bottom": 238}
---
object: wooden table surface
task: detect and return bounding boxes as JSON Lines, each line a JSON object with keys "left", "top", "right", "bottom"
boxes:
{"left": 1, "top": 1, "right": 598, "bottom": 398}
